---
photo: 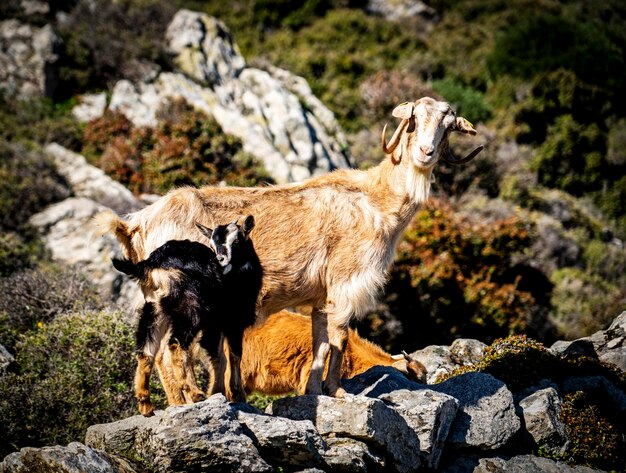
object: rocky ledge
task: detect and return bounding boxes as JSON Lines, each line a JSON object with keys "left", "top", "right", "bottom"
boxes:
{"left": 2, "top": 311, "right": 624, "bottom": 473}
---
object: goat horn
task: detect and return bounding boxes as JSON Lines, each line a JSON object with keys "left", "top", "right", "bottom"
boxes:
{"left": 442, "top": 145, "right": 484, "bottom": 165}
{"left": 381, "top": 119, "right": 409, "bottom": 157}
{"left": 401, "top": 350, "right": 412, "bottom": 362}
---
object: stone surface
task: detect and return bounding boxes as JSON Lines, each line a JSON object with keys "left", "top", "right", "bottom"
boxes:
{"left": 108, "top": 10, "right": 351, "bottom": 184}
{"left": 410, "top": 344, "right": 456, "bottom": 383}
{"left": 28, "top": 197, "right": 141, "bottom": 306}
{"left": 432, "top": 372, "right": 521, "bottom": 450}
{"left": 322, "top": 437, "right": 385, "bottom": 472}
{"left": 72, "top": 93, "right": 108, "bottom": 123}
{"left": 0, "top": 19, "right": 59, "bottom": 97}
{"left": 0, "top": 442, "right": 137, "bottom": 473}
{"left": 443, "top": 454, "right": 604, "bottom": 473}
{"left": 86, "top": 395, "right": 272, "bottom": 472}
{"left": 268, "top": 394, "right": 421, "bottom": 473}
{"left": 0, "top": 343, "right": 14, "bottom": 376}
{"left": 518, "top": 387, "right": 568, "bottom": 456}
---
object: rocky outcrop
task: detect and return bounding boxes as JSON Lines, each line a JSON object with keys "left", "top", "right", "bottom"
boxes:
{"left": 100, "top": 10, "right": 351, "bottom": 184}
{"left": 0, "top": 19, "right": 59, "bottom": 98}
{"left": 366, "top": 0, "right": 437, "bottom": 21}
{"left": 28, "top": 145, "right": 144, "bottom": 306}
{"left": 3, "top": 306, "right": 626, "bottom": 472}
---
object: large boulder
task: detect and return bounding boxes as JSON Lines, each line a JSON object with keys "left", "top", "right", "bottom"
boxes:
{"left": 268, "top": 393, "right": 422, "bottom": 473}
{"left": 106, "top": 10, "right": 351, "bottom": 184}
{"left": 0, "top": 442, "right": 137, "bottom": 473}
{"left": 432, "top": 372, "right": 521, "bottom": 450}
{"left": 0, "top": 19, "right": 59, "bottom": 97}
{"left": 86, "top": 395, "right": 272, "bottom": 472}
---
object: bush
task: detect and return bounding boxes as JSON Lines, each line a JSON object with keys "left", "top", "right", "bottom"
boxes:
{"left": 357, "top": 200, "right": 545, "bottom": 351}
{"left": 432, "top": 77, "right": 492, "bottom": 124}
{"left": 0, "top": 309, "right": 165, "bottom": 458}
{"left": 0, "top": 263, "right": 104, "bottom": 351}
{"left": 81, "top": 101, "right": 274, "bottom": 195}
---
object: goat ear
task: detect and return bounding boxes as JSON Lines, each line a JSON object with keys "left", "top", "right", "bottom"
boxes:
{"left": 392, "top": 102, "right": 414, "bottom": 119}
{"left": 242, "top": 215, "right": 255, "bottom": 237}
{"left": 455, "top": 117, "right": 477, "bottom": 135}
{"left": 196, "top": 222, "right": 213, "bottom": 239}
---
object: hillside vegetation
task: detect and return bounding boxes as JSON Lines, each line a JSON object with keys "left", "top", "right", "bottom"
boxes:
{"left": 0, "top": 0, "right": 625, "bottom": 459}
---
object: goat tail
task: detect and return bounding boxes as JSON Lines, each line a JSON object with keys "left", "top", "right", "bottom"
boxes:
{"left": 111, "top": 257, "right": 148, "bottom": 282}
{"left": 93, "top": 210, "right": 136, "bottom": 259}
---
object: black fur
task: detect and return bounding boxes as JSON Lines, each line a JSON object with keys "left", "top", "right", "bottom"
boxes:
{"left": 113, "top": 220, "right": 262, "bottom": 373}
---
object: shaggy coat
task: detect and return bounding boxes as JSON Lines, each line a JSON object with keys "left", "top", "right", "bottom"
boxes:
{"left": 98, "top": 97, "right": 480, "bottom": 399}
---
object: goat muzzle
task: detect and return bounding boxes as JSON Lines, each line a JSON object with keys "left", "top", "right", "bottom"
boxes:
{"left": 442, "top": 145, "right": 484, "bottom": 165}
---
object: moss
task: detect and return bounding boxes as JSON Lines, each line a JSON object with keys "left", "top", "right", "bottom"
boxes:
{"left": 559, "top": 391, "right": 625, "bottom": 470}
{"left": 436, "top": 335, "right": 626, "bottom": 393}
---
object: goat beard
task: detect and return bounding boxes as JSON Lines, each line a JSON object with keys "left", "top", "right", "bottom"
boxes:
{"left": 406, "top": 164, "right": 433, "bottom": 204}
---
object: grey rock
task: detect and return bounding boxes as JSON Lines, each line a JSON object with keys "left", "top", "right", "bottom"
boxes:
{"left": 165, "top": 9, "right": 245, "bottom": 85}
{"left": 268, "top": 394, "right": 421, "bottom": 473}
{"left": 366, "top": 0, "right": 436, "bottom": 21}
{"left": 443, "top": 454, "right": 604, "bottom": 473}
{"left": 432, "top": 372, "right": 521, "bottom": 450}
{"left": 72, "top": 93, "right": 107, "bottom": 123}
{"left": 0, "top": 343, "right": 14, "bottom": 376}
{"left": 28, "top": 197, "right": 141, "bottom": 306}
{"left": 44, "top": 144, "right": 143, "bottom": 215}
{"left": 322, "top": 437, "right": 385, "bottom": 472}
{"left": 0, "top": 20, "right": 59, "bottom": 97}
{"left": 343, "top": 366, "right": 458, "bottom": 469}
{"left": 108, "top": 10, "right": 351, "bottom": 184}
{"left": 450, "top": 338, "right": 487, "bottom": 366}
{"left": 86, "top": 395, "right": 272, "bottom": 472}
{"left": 518, "top": 387, "right": 568, "bottom": 456}
{"left": 410, "top": 344, "right": 456, "bottom": 384}
{"left": 236, "top": 408, "right": 327, "bottom": 469}
{"left": 0, "top": 442, "right": 137, "bottom": 473}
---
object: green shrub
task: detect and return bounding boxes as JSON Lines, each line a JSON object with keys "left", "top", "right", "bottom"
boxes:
{"left": 81, "top": 101, "right": 274, "bottom": 195}
{"left": 0, "top": 309, "right": 165, "bottom": 458}
{"left": 0, "top": 263, "right": 104, "bottom": 351}
{"left": 432, "top": 77, "right": 492, "bottom": 124}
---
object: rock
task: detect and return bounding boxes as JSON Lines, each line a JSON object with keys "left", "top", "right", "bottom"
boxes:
{"left": 0, "top": 343, "right": 14, "bottom": 376}
{"left": 165, "top": 9, "right": 245, "bottom": 85}
{"left": 410, "top": 344, "right": 456, "bottom": 383}
{"left": 268, "top": 394, "right": 421, "bottom": 473}
{"left": 378, "top": 389, "right": 458, "bottom": 470}
{"left": 442, "top": 454, "right": 604, "bottom": 473}
{"left": 432, "top": 372, "right": 521, "bottom": 450}
{"left": 366, "top": 0, "right": 437, "bottom": 21}
{"left": 450, "top": 338, "right": 487, "bottom": 366}
{"left": 72, "top": 93, "right": 108, "bottom": 123}
{"left": 550, "top": 311, "right": 626, "bottom": 374}
{"left": 342, "top": 366, "right": 458, "bottom": 469}
{"left": 0, "top": 441, "right": 137, "bottom": 473}
{"left": 236, "top": 408, "right": 327, "bottom": 470}
{"left": 518, "top": 387, "right": 568, "bottom": 456}
{"left": 28, "top": 197, "right": 141, "bottom": 305}
{"left": 0, "top": 20, "right": 59, "bottom": 97}
{"left": 86, "top": 395, "right": 272, "bottom": 472}
{"left": 44, "top": 144, "right": 143, "bottom": 215}
{"left": 108, "top": 10, "right": 351, "bottom": 184}
{"left": 322, "top": 437, "right": 385, "bottom": 472}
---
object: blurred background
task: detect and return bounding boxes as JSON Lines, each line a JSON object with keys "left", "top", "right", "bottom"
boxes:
{"left": 0, "top": 0, "right": 624, "bottom": 457}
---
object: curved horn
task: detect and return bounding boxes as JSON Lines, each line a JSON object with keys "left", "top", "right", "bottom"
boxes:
{"left": 381, "top": 118, "right": 409, "bottom": 156}
{"left": 443, "top": 145, "right": 484, "bottom": 165}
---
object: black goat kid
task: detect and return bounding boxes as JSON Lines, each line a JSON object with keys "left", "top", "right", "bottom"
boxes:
{"left": 112, "top": 215, "right": 261, "bottom": 416}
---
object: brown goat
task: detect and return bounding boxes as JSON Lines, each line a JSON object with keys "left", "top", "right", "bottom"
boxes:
{"left": 97, "top": 97, "right": 481, "bottom": 399}
{"left": 237, "top": 310, "right": 426, "bottom": 396}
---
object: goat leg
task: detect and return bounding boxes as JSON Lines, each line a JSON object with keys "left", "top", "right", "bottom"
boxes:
{"left": 323, "top": 317, "right": 349, "bottom": 398}
{"left": 135, "top": 353, "right": 155, "bottom": 416}
{"left": 305, "top": 308, "right": 330, "bottom": 395}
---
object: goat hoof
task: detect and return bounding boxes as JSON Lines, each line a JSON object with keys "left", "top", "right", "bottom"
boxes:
{"left": 191, "top": 392, "right": 207, "bottom": 403}
{"left": 324, "top": 385, "right": 347, "bottom": 398}
{"left": 138, "top": 401, "right": 154, "bottom": 417}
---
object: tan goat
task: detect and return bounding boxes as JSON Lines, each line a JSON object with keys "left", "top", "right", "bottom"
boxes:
{"left": 237, "top": 310, "right": 427, "bottom": 395}
{"left": 98, "top": 97, "right": 481, "bottom": 399}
